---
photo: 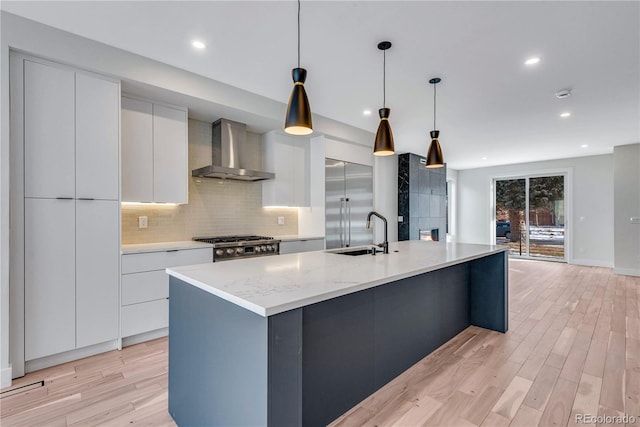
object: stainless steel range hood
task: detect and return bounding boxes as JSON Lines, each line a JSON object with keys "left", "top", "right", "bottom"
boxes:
{"left": 192, "top": 118, "right": 275, "bottom": 181}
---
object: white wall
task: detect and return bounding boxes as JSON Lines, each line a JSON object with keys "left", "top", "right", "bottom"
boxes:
{"left": 613, "top": 143, "right": 640, "bottom": 276}
{"left": 457, "top": 154, "right": 614, "bottom": 267}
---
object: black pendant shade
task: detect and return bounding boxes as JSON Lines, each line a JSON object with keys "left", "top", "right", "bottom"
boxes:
{"left": 426, "top": 130, "right": 444, "bottom": 168}
{"left": 284, "top": 0, "right": 313, "bottom": 136}
{"left": 373, "top": 41, "right": 395, "bottom": 156}
{"left": 284, "top": 68, "right": 313, "bottom": 135}
{"left": 374, "top": 107, "right": 394, "bottom": 156}
{"left": 426, "top": 77, "right": 444, "bottom": 168}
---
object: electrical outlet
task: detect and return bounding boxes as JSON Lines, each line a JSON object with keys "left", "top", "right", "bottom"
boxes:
{"left": 138, "top": 216, "right": 148, "bottom": 229}
{"left": 278, "top": 216, "right": 285, "bottom": 225}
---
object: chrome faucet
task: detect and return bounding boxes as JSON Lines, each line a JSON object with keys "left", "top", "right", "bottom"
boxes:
{"left": 366, "top": 211, "right": 389, "bottom": 254}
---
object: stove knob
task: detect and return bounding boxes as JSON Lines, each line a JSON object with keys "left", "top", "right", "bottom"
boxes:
{"left": 255, "top": 246, "right": 261, "bottom": 253}
{"left": 216, "top": 249, "right": 224, "bottom": 256}
{"left": 226, "top": 248, "right": 235, "bottom": 255}
{"left": 236, "top": 247, "right": 244, "bottom": 254}
{"left": 261, "top": 245, "right": 267, "bottom": 252}
{"left": 268, "top": 245, "right": 274, "bottom": 251}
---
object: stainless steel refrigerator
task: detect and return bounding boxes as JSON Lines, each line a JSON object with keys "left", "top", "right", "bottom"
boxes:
{"left": 325, "top": 158, "right": 374, "bottom": 249}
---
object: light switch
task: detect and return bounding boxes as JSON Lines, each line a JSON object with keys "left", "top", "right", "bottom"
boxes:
{"left": 138, "top": 216, "right": 148, "bottom": 229}
{"left": 398, "top": 216, "right": 404, "bottom": 223}
{"left": 278, "top": 216, "right": 285, "bottom": 225}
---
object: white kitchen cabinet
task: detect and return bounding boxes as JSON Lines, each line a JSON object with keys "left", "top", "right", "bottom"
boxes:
{"left": 153, "top": 104, "right": 188, "bottom": 203}
{"left": 262, "top": 131, "right": 309, "bottom": 207}
{"left": 75, "top": 73, "right": 120, "bottom": 200}
{"left": 121, "top": 97, "right": 153, "bottom": 202}
{"left": 24, "top": 60, "right": 120, "bottom": 201}
{"left": 279, "top": 238, "right": 325, "bottom": 254}
{"left": 121, "top": 96, "right": 188, "bottom": 204}
{"left": 121, "top": 247, "right": 212, "bottom": 340}
{"left": 76, "top": 200, "right": 119, "bottom": 348}
{"left": 24, "top": 60, "right": 76, "bottom": 199}
{"left": 21, "top": 56, "right": 121, "bottom": 362}
{"left": 24, "top": 198, "right": 76, "bottom": 361}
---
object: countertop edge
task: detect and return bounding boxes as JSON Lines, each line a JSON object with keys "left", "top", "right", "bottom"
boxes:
{"left": 122, "top": 241, "right": 213, "bottom": 254}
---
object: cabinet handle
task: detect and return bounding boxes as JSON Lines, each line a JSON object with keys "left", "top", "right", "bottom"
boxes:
{"left": 166, "top": 249, "right": 179, "bottom": 253}
{"left": 77, "top": 198, "right": 95, "bottom": 201}
{"left": 56, "top": 197, "right": 73, "bottom": 200}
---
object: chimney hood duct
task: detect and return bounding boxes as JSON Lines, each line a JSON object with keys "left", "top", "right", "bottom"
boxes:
{"left": 192, "top": 118, "right": 275, "bottom": 181}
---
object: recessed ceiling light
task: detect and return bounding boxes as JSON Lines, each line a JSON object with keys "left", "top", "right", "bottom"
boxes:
{"left": 481, "top": 157, "right": 488, "bottom": 160}
{"left": 524, "top": 56, "right": 541, "bottom": 66}
{"left": 363, "top": 109, "right": 372, "bottom": 116}
{"left": 560, "top": 112, "right": 571, "bottom": 118}
{"left": 191, "top": 40, "right": 206, "bottom": 50}
{"left": 581, "top": 144, "right": 588, "bottom": 148}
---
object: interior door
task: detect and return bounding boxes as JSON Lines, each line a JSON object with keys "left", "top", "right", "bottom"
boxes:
{"left": 345, "top": 162, "right": 374, "bottom": 247}
{"left": 325, "top": 159, "right": 346, "bottom": 249}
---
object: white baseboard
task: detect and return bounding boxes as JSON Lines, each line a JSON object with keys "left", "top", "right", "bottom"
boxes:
{"left": 570, "top": 259, "right": 614, "bottom": 268}
{"left": 122, "top": 328, "right": 168, "bottom": 347}
{"left": 613, "top": 267, "right": 640, "bottom": 277}
{"left": 1, "top": 365, "right": 12, "bottom": 388}
{"left": 25, "top": 340, "right": 118, "bottom": 373}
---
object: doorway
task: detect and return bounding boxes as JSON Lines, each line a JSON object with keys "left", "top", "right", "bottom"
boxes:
{"left": 494, "top": 174, "right": 566, "bottom": 261}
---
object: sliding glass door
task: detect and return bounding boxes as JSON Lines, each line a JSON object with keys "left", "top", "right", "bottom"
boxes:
{"left": 495, "top": 175, "right": 565, "bottom": 260}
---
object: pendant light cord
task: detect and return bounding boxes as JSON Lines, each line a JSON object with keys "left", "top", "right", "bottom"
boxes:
{"left": 433, "top": 83, "right": 437, "bottom": 129}
{"left": 383, "top": 48, "right": 386, "bottom": 108}
{"left": 297, "top": 0, "right": 301, "bottom": 68}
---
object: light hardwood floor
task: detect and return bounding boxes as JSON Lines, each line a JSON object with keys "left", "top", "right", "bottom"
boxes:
{"left": 1, "top": 259, "right": 638, "bottom": 426}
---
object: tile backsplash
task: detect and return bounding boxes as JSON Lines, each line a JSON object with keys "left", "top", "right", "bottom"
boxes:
{"left": 122, "top": 119, "right": 298, "bottom": 244}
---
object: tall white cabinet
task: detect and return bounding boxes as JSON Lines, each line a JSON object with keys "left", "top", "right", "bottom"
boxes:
{"left": 121, "top": 96, "right": 188, "bottom": 204}
{"left": 22, "top": 58, "right": 120, "bottom": 362}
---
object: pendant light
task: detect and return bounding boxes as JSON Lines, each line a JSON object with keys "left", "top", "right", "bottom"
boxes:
{"left": 284, "top": 0, "right": 313, "bottom": 135}
{"left": 373, "top": 41, "right": 395, "bottom": 156}
{"left": 426, "top": 77, "right": 444, "bottom": 168}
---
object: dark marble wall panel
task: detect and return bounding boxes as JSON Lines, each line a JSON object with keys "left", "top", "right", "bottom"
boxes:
{"left": 398, "top": 153, "right": 447, "bottom": 241}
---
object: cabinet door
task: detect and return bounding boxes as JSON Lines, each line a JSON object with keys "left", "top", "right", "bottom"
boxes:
{"left": 121, "top": 97, "right": 154, "bottom": 202}
{"left": 76, "top": 73, "right": 120, "bottom": 200}
{"left": 76, "top": 200, "right": 119, "bottom": 348}
{"left": 25, "top": 198, "right": 76, "bottom": 360}
{"left": 153, "top": 104, "right": 188, "bottom": 204}
{"left": 24, "top": 60, "right": 75, "bottom": 199}
{"left": 292, "top": 142, "right": 309, "bottom": 206}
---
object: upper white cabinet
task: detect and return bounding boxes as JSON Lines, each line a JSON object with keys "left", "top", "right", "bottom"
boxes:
{"left": 24, "top": 61, "right": 77, "bottom": 199}
{"left": 24, "top": 60, "right": 119, "bottom": 200}
{"left": 76, "top": 73, "right": 120, "bottom": 200}
{"left": 262, "top": 131, "right": 309, "bottom": 207}
{"left": 121, "top": 96, "right": 188, "bottom": 204}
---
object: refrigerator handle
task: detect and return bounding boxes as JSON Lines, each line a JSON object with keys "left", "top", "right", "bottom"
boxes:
{"left": 346, "top": 197, "right": 351, "bottom": 247}
{"left": 339, "top": 197, "right": 345, "bottom": 247}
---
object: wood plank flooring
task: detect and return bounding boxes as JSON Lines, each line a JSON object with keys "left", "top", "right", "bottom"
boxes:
{"left": 1, "top": 259, "right": 638, "bottom": 426}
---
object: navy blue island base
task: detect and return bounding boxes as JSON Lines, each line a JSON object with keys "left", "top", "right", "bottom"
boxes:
{"left": 168, "top": 250, "right": 507, "bottom": 427}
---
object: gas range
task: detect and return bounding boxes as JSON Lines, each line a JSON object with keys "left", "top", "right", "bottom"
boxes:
{"left": 193, "top": 235, "right": 280, "bottom": 262}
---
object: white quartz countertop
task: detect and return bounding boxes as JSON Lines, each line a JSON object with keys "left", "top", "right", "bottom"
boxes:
{"left": 274, "top": 235, "right": 325, "bottom": 242}
{"left": 122, "top": 241, "right": 213, "bottom": 254}
{"left": 167, "top": 241, "right": 508, "bottom": 317}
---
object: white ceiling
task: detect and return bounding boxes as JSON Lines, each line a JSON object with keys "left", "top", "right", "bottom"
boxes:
{"left": 3, "top": 1, "right": 639, "bottom": 169}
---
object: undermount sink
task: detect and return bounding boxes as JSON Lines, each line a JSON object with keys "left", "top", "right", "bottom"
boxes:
{"left": 329, "top": 248, "right": 378, "bottom": 256}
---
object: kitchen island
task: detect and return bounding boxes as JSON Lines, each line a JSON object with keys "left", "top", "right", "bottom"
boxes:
{"left": 166, "top": 241, "right": 508, "bottom": 427}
